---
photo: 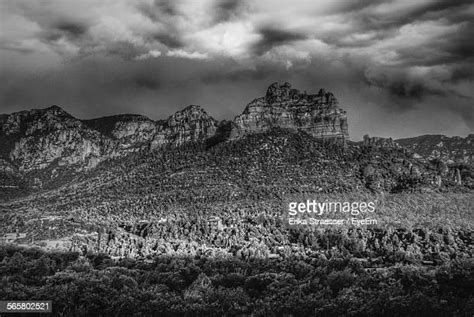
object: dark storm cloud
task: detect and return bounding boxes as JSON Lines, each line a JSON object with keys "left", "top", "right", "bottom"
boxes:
{"left": 451, "top": 64, "right": 474, "bottom": 83}
{"left": 136, "top": 0, "right": 186, "bottom": 50}
{"left": 38, "top": 20, "right": 89, "bottom": 47}
{"left": 213, "top": 0, "right": 246, "bottom": 23}
{"left": 444, "top": 22, "right": 474, "bottom": 61}
{"left": 358, "top": 0, "right": 472, "bottom": 29}
{"left": 150, "top": 33, "right": 183, "bottom": 49}
{"left": 394, "top": 41, "right": 471, "bottom": 69}
{"left": 252, "top": 27, "right": 308, "bottom": 55}
{"left": 55, "top": 21, "right": 88, "bottom": 38}
{"left": 150, "top": 0, "right": 178, "bottom": 17}
{"left": 364, "top": 65, "right": 472, "bottom": 103}
{"left": 137, "top": 0, "right": 180, "bottom": 22}
{"left": 201, "top": 65, "right": 275, "bottom": 84}
{"left": 323, "top": 0, "right": 383, "bottom": 15}
{"left": 383, "top": 20, "right": 474, "bottom": 68}
{"left": 365, "top": 73, "right": 441, "bottom": 100}
{"left": 322, "top": 0, "right": 474, "bottom": 53}
{"left": 103, "top": 42, "right": 145, "bottom": 60}
{"left": 323, "top": 30, "right": 395, "bottom": 49}
{"left": 400, "top": 0, "right": 473, "bottom": 22}
{"left": 313, "top": 0, "right": 474, "bottom": 107}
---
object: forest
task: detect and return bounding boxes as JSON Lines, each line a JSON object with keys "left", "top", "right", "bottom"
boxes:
{"left": 1, "top": 244, "right": 473, "bottom": 316}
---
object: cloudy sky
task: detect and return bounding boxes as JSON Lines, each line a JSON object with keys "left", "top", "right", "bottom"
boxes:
{"left": 1, "top": 0, "right": 473, "bottom": 140}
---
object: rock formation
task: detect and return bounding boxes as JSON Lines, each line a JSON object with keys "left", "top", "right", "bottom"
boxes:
{"left": 0, "top": 105, "right": 220, "bottom": 172}
{"left": 84, "top": 114, "right": 158, "bottom": 152}
{"left": 363, "top": 135, "right": 400, "bottom": 148}
{"left": 0, "top": 82, "right": 350, "bottom": 172}
{"left": 150, "top": 105, "right": 218, "bottom": 150}
{"left": 2, "top": 106, "right": 107, "bottom": 172}
{"left": 230, "top": 82, "right": 349, "bottom": 141}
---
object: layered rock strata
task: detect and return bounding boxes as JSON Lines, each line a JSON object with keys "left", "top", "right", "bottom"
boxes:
{"left": 230, "top": 82, "right": 349, "bottom": 140}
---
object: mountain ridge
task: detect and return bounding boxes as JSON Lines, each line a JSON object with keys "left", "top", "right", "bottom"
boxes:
{"left": 0, "top": 83, "right": 349, "bottom": 173}
{"left": 396, "top": 134, "right": 473, "bottom": 165}
{"left": 1, "top": 82, "right": 472, "bottom": 199}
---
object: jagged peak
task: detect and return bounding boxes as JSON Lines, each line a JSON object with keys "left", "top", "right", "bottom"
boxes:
{"left": 264, "top": 82, "right": 338, "bottom": 105}
{"left": 179, "top": 104, "right": 206, "bottom": 113}
{"left": 169, "top": 105, "right": 215, "bottom": 122}
{"left": 39, "top": 105, "right": 74, "bottom": 119}
{"left": 265, "top": 82, "right": 294, "bottom": 103}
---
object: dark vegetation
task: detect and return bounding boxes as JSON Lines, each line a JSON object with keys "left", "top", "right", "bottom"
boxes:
{"left": 0, "top": 245, "right": 473, "bottom": 316}
{"left": 1, "top": 128, "right": 471, "bottom": 199}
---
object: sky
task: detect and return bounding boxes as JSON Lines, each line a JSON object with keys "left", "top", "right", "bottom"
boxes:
{"left": 0, "top": 0, "right": 473, "bottom": 140}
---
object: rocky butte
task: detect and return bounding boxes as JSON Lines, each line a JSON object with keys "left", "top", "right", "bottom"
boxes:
{"left": 230, "top": 82, "right": 349, "bottom": 141}
{"left": 0, "top": 82, "right": 349, "bottom": 172}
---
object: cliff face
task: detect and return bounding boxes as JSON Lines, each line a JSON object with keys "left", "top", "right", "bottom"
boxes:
{"left": 0, "top": 82, "right": 351, "bottom": 173}
{"left": 230, "top": 82, "right": 349, "bottom": 141}
{"left": 84, "top": 115, "right": 159, "bottom": 155}
{"left": 1, "top": 106, "right": 108, "bottom": 172}
{"left": 151, "top": 105, "right": 218, "bottom": 150}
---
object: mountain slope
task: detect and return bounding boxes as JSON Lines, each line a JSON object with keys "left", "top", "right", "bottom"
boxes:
{"left": 1, "top": 128, "right": 442, "bottom": 214}
{"left": 396, "top": 134, "right": 474, "bottom": 164}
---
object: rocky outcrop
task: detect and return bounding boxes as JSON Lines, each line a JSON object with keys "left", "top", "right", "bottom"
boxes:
{"left": 362, "top": 135, "right": 400, "bottom": 148}
{"left": 2, "top": 106, "right": 108, "bottom": 172}
{"left": 85, "top": 115, "right": 157, "bottom": 141}
{"left": 230, "top": 82, "right": 349, "bottom": 141}
{"left": 151, "top": 105, "right": 218, "bottom": 150}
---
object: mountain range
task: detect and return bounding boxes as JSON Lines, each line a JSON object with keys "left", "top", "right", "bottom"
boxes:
{"left": 0, "top": 82, "right": 348, "bottom": 174}
{"left": 0, "top": 82, "right": 472, "bottom": 197}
